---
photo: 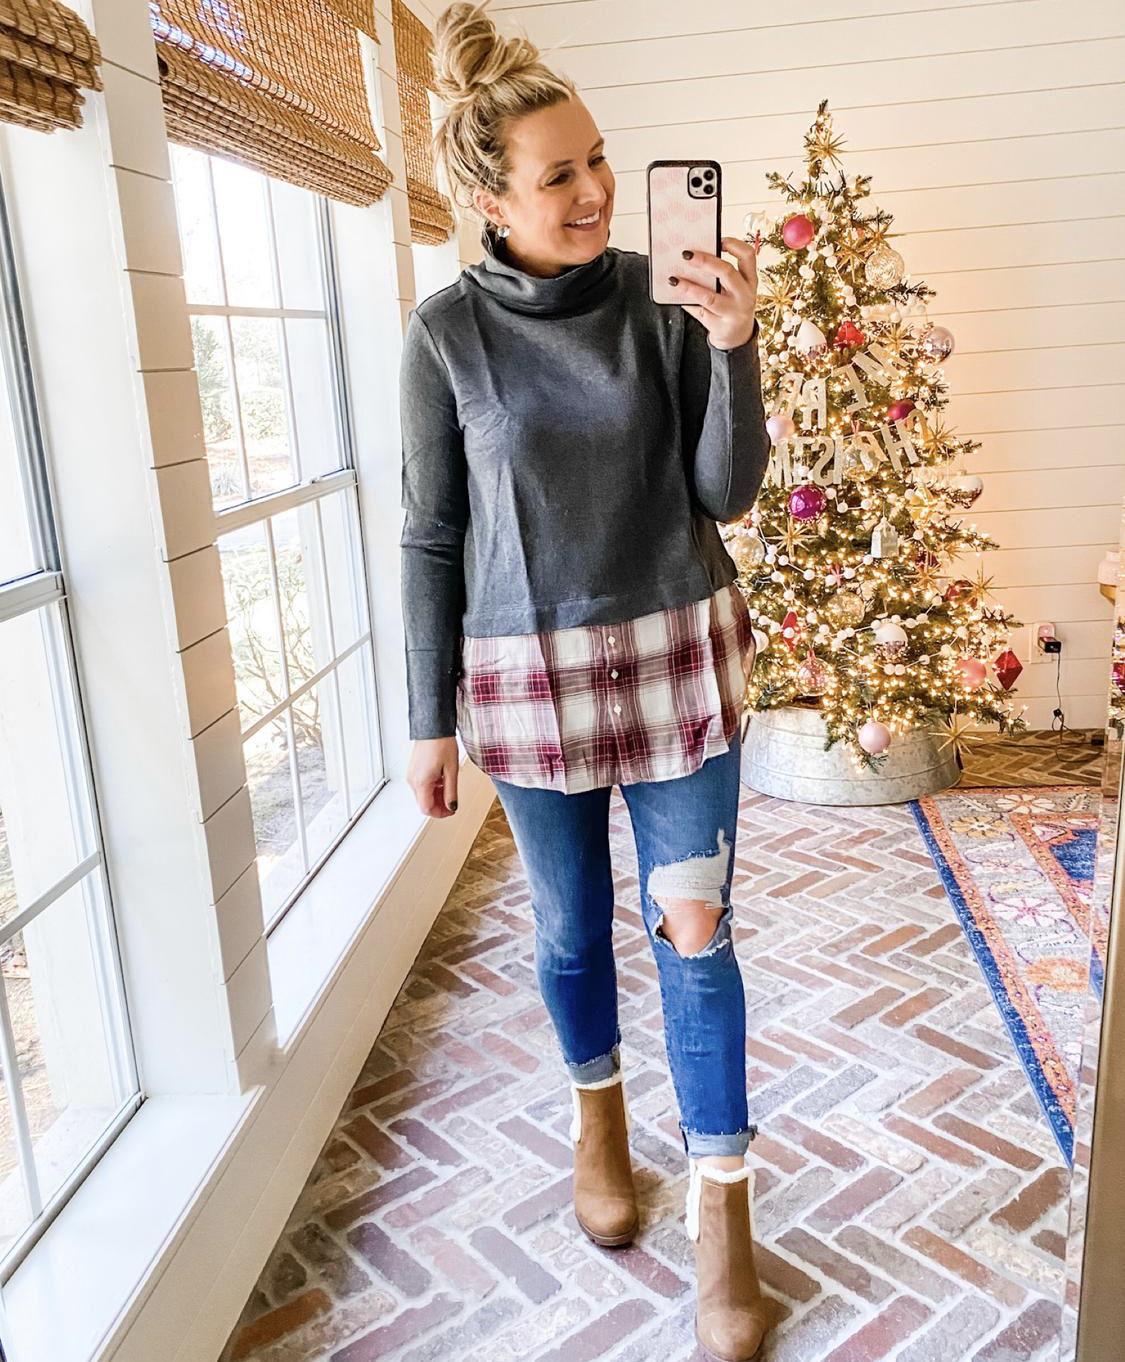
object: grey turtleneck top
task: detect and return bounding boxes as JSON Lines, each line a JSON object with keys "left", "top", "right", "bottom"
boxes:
{"left": 399, "top": 224, "right": 770, "bottom": 740}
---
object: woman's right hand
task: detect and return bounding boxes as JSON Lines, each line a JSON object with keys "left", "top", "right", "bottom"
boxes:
{"left": 407, "top": 737, "right": 460, "bottom": 818}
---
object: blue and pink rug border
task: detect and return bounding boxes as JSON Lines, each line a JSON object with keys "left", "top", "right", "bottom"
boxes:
{"left": 907, "top": 792, "right": 1082, "bottom": 1167}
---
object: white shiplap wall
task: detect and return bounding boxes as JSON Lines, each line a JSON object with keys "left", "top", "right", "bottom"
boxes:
{"left": 479, "top": 0, "right": 1125, "bottom": 730}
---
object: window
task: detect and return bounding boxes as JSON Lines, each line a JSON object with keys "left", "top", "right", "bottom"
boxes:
{"left": 0, "top": 187, "right": 140, "bottom": 1281}
{"left": 170, "top": 147, "right": 384, "bottom": 931}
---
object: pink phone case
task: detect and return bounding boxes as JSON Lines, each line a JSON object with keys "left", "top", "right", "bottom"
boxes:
{"left": 647, "top": 160, "right": 722, "bottom": 305}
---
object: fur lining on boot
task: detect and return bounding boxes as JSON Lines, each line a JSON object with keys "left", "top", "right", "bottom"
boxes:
{"left": 685, "top": 1159, "right": 755, "bottom": 1242}
{"left": 569, "top": 1066, "right": 632, "bottom": 1141}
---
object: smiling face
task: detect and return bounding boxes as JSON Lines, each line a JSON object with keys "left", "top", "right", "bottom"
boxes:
{"left": 473, "top": 96, "right": 615, "bottom": 278}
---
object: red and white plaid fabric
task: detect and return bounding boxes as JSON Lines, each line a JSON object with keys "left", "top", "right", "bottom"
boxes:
{"left": 455, "top": 582, "right": 757, "bottom": 793}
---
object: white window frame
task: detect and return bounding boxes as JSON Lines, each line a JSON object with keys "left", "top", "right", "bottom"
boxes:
{"left": 0, "top": 180, "right": 141, "bottom": 1285}
{"left": 174, "top": 151, "right": 388, "bottom": 933}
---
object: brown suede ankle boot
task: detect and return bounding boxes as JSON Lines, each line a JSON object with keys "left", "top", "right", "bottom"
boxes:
{"left": 568, "top": 1072, "right": 639, "bottom": 1247}
{"left": 686, "top": 1160, "right": 773, "bottom": 1362}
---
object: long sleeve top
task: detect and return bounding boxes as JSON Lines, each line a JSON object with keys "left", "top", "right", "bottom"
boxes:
{"left": 399, "top": 224, "right": 771, "bottom": 740}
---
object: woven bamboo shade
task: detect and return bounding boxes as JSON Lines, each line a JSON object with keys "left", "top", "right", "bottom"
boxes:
{"left": 0, "top": 0, "right": 102, "bottom": 133}
{"left": 391, "top": 0, "right": 454, "bottom": 245}
{"left": 150, "top": 0, "right": 393, "bottom": 208}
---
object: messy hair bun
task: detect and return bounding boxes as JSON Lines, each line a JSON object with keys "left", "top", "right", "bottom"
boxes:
{"left": 431, "top": 1, "right": 577, "bottom": 221}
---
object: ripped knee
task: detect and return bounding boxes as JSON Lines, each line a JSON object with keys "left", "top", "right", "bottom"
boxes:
{"left": 649, "top": 829, "right": 733, "bottom": 959}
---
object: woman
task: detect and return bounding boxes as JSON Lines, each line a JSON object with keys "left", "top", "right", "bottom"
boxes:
{"left": 400, "top": 5, "right": 773, "bottom": 1358}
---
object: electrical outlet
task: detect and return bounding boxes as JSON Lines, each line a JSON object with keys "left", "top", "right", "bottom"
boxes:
{"left": 1029, "top": 622, "right": 1057, "bottom": 661}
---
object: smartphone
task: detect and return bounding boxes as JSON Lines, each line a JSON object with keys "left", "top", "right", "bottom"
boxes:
{"left": 646, "top": 159, "right": 722, "bottom": 305}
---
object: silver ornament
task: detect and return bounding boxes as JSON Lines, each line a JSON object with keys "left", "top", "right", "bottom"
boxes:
{"left": 731, "top": 527, "right": 766, "bottom": 571}
{"left": 919, "top": 325, "right": 955, "bottom": 362}
{"left": 872, "top": 620, "right": 908, "bottom": 662}
{"left": 946, "top": 473, "right": 983, "bottom": 507}
{"left": 864, "top": 245, "right": 905, "bottom": 288}
{"left": 829, "top": 591, "right": 866, "bottom": 627}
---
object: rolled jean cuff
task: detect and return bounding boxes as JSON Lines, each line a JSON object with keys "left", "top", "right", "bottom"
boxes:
{"left": 567, "top": 1041, "right": 621, "bottom": 1085}
{"left": 680, "top": 1121, "right": 758, "bottom": 1158}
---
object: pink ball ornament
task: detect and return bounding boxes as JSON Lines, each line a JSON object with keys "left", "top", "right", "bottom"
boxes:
{"left": 886, "top": 399, "right": 916, "bottom": 423}
{"left": 788, "top": 483, "right": 827, "bottom": 521}
{"left": 766, "top": 413, "right": 796, "bottom": 444}
{"left": 956, "top": 657, "right": 987, "bottom": 689}
{"left": 920, "top": 325, "right": 955, "bottom": 363}
{"left": 858, "top": 720, "right": 892, "bottom": 755}
{"left": 782, "top": 214, "right": 815, "bottom": 250}
{"left": 796, "top": 651, "right": 829, "bottom": 697}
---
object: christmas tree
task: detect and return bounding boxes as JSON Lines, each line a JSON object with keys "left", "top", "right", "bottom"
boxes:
{"left": 721, "top": 100, "right": 1027, "bottom": 770}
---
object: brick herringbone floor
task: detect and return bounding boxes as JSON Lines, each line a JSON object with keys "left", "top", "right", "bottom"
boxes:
{"left": 219, "top": 732, "right": 1104, "bottom": 1362}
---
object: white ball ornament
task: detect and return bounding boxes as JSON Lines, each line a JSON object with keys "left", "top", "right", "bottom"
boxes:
{"left": 858, "top": 720, "right": 892, "bottom": 755}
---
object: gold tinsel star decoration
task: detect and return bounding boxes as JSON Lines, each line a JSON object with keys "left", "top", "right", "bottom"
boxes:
{"left": 964, "top": 563, "right": 996, "bottom": 611}
{"left": 758, "top": 272, "right": 799, "bottom": 321}
{"left": 806, "top": 120, "right": 848, "bottom": 172}
{"left": 835, "top": 236, "right": 869, "bottom": 275}
{"left": 864, "top": 217, "right": 897, "bottom": 251}
{"left": 916, "top": 411, "right": 955, "bottom": 461}
{"left": 914, "top": 558, "right": 946, "bottom": 597}
{"left": 932, "top": 709, "right": 986, "bottom": 766}
{"left": 784, "top": 513, "right": 813, "bottom": 557}
{"left": 880, "top": 321, "right": 915, "bottom": 359}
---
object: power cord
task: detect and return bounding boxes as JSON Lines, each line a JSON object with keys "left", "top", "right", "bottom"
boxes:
{"left": 1046, "top": 644, "right": 1067, "bottom": 736}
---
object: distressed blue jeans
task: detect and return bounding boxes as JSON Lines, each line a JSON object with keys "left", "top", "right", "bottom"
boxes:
{"left": 488, "top": 730, "right": 754, "bottom": 1158}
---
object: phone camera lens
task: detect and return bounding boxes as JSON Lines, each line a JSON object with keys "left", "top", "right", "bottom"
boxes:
{"left": 690, "top": 176, "right": 702, "bottom": 189}
{"left": 703, "top": 168, "right": 715, "bottom": 180}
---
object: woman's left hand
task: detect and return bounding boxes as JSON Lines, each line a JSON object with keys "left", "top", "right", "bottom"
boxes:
{"left": 669, "top": 236, "right": 760, "bottom": 351}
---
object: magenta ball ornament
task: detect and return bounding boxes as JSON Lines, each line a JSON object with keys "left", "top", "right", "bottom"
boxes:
{"left": 782, "top": 214, "right": 815, "bottom": 250}
{"left": 788, "top": 483, "right": 827, "bottom": 521}
{"left": 766, "top": 413, "right": 796, "bottom": 444}
{"left": 956, "top": 657, "right": 987, "bottom": 689}
{"left": 886, "top": 399, "right": 915, "bottom": 423}
{"left": 858, "top": 719, "right": 892, "bottom": 755}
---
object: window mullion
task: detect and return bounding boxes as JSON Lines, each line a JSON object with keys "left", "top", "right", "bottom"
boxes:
{"left": 240, "top": 630, "right": 368, "bottom": 744}
{"left": 265, "top": 180, "right": 304, "bottom": 484}
{"left": 214, "top": 467, "right": 355, "bottom": 536}
{"left": 0, "top": 973, "right": 43, "bottom": 1218}
{"left": 204, "top": 157, "right": 252, "bottom": 504}
{"left": 0, "top": 569, "right": 63, "bottom": 625}
{"left": 313, "top": 497, "right": 352, "bottom": 812}
{"left": 0, "top": 182, "right": 58, "bottom": 574}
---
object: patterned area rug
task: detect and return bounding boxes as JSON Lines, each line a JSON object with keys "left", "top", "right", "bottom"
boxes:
{"left": 909, "top": 786, "right": 1101, "bottom": 1167}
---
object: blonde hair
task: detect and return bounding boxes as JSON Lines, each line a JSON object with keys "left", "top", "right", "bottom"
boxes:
{"left": 430, "top": 1, "right": 577, "bottom": 223}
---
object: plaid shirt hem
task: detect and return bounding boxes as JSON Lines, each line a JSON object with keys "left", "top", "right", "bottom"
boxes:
{"left": 455, "top": 582, "right": 757, "bottom": 794}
